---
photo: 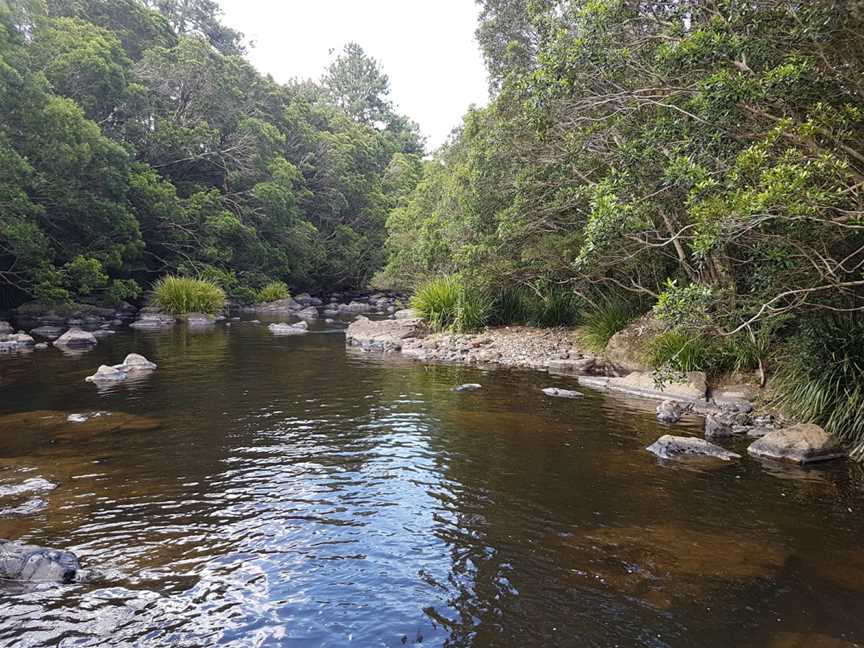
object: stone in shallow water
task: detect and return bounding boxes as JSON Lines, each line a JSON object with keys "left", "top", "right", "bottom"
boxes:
{"left": 647, "top": 435, "right": 740, "bottom": 461}
{"left": 656, "top": 399, "right": 687, "bottom": 424}
{"left": 0, "top": 539, "right": 80, "bottom": 583}
{"left": 542, "top": 387, "right": 583, "bottom": 399}
{"left": 122, "top": 353, "right": 157, "bottom": 371}
{"left": 85, "top": 364, "right": 127, "bottom": 383}
{"left": 747, "top": 424, "right": 846, "bottom": 464}
{"left": 452, "top": 383, "right": 482, "bottom": 392}
{"left": 268, "top": 322, "right": 308, "bottom": 336}
{"left": 54, "top": 327, "right": 97, "bottom": 348}
{"left": 0, "top": 411, "right": 161, "bottom": 453}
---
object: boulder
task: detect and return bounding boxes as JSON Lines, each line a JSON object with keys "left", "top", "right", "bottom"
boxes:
{"left": 656, "top": 400, "right": 688, "bottom": 424}
{"left": 607, "top": 371, "right": 707, "bottom": 402}
{"left": 53, "top": 327, "right": 97, "bottom": 348}
{"left": 747, "top": 424, "right": 846, "bottom": 464}
{"left": 647, "top": 435, "right": 741, "bottom": 461}
{"left": 339, "top": 301, "right": 372, "bottom": 314}
{"left": 704, "top": 413, "right": 734, "bottom": 438}
{"left": 34, "top": 342, "right": 49, "bottom": 350}
{"left": 122, "top": 353, "right": 157, "bottom": 371}
{"left": 604, "top": 314, "right": 665, "bottom": 374}
{"left": 452, "top": 383, "right": 482, "bottom": 392}
{"left": 542, "top": 387, "right": 583, "bottom": 399}
{"left": 268, "top": 322, "right": 308, "bottom": 336}
{"left": 394, "top": 308, "right": 419, "bottom": 320}
{"left": 295, "top": 306, "right": 319, "bottom": 320}
{"left": 92, "top": 329, "right": 116, "bottom": 338}
{"left": 29, "top": 325, "right": 64, "bottom": 340}
{"left": 0, "top": 320, "right": 12, "bottom": 334}
{"left": 85, "top": 365, "right": 128, "bottom": 383}
{"left": 253, "top": 298, "right": 300, "bottom": 313}
{"left": 130, "top": 313, "right": 176, "bottom": 329}
{"left": 11, "top": 332, "right": 35, "bottom": 346}
{"left": 547, "top": 358, "right": 596, "bottom": 376}
{"left": 0, "top": 540, "right": 81, "bottom": 583}
{"left": 346, "top": 316, "right": 429, "bottom": 352}
{"left": 183, "top": 312, "right": 216, "bottom": 326}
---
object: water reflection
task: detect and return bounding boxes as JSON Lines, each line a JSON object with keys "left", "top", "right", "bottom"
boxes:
{"left": 0, "top": 321, "right": 862, "bottom": 646}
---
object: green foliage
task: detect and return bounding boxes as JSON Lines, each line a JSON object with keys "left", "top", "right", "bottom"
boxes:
{"left": 488, "top": 286, "right": 581, "bottom": 327}
{"left": 151, "top": 275, "right": 226, "bottom": 314}
{"left": 774, "top": 316, "right": 864, "bottom": 455}
{"left": 410, "top": 276, "right": 464, "bottom": 332}
{"left": 257, "top": 281, "right": 290, "bottom": 303}
{"left": 580, "top": 301, "right": 638, "bottom": 352}
{"left": 645, "top": 330, "right": 719, "bottom": 373}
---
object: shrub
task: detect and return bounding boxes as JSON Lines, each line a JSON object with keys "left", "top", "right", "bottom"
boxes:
{"left": 151, "top": 275, "right": 226, "bottom": 315}
{"left": 645, "top": 329, "right": 716, "bottom": 372}
{"left": 257, "top": 281, "right": 291, "bottom": 303}
{"left": 411, "top": 276, "right": 490, "bottom": 333}
{"left": 774, "top": 315, "right": 864, "bottom": 457}
{"left": 580, "top": 301, "right": 638, "bottom": 352}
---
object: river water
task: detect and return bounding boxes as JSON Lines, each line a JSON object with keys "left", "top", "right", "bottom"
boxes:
{"left": 0, "top": 318, "right": 863, "bottom": 647}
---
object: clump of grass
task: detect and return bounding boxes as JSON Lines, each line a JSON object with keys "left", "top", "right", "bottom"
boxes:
{"left": 151, "top": 275, "right": 226, "bottom": 315}
{"left": 580, "top": 301, "right": 638, "bottom": 352}
{"left": 644, "top": 329, "right": 715, "bottom": 372}
{"left": 410, "top": 276, "right": 490, "bottom": 333}
{"left": 257, "top": 281, "right": 291, "bottom": 303}
{"left": 488, "top": 285, "right": 581, "bottom": 327}
{"left": 774, "top": 315, "right": 864, "bottom": 457}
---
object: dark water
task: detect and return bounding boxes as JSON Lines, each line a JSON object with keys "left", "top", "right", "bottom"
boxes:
{"left": 1, "top": 319, "right": 863, "bottom": 647}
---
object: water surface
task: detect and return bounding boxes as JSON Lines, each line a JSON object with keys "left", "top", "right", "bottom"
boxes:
{"left": 1, "top": 320, "right": 863, "bottom": 647}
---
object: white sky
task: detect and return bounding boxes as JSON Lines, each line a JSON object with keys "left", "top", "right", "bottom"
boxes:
{"left": 218, "top": 0, "right": 490, "bottom": 151}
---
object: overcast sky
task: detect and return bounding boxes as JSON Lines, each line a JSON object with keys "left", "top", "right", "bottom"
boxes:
{"left": 218, "top": 0, "right": 490, "bottom": 151}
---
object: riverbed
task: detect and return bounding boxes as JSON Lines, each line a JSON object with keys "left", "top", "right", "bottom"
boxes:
{"left": 1, "top": 318, "right": 863, "bottom": 647}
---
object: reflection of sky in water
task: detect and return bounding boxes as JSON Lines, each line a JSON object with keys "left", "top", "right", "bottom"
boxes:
{"left": 0, "top": 321, "right": 863, "bottom": 646}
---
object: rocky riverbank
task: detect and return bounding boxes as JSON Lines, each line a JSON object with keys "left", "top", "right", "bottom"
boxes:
{"left": 346, "top": 316, "right": 848, "bottom": 466}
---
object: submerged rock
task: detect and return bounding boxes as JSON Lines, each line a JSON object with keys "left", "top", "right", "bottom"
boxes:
{"left": 268, "top": 322, "right": 308, "bottom": 336}
{"left": 0, "top": 410, "right": 160, "bottom": 445}
{"left": 452, "top": 383, "right": 482, "bottom": 392}
{"left": 0, "top": 540, "right": 81, "bottom": 583}
{"left": 747, "top": 424, "right": 846, "bottom": 464}
{"left": 542, "top": 387, "right": 583, "bottom": 399}
{"left": 647, "top": 435, "right": 741, "bottom": 461}
{"left": 130, "top": 313, "right": 176, "bottom": 329}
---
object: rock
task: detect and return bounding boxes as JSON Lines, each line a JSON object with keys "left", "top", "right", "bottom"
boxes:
{"left": 747, "top": 426, "right": 773, "bottom": 439}
{"left": 29, "top": 325, "right": 64, "bottom": 340}
{"left": 92, "top": 329, "right": 116, "bottom": 338}
{"left": 295, "top": 306, "right": 319, "bottom": 320}
{"left": 607, "top": 371, "right": 707, "bottom": 402}
{"left": 183, "top": 312, "right": 216, "bottom": 326}
{"left": 747, "top": 424, "right": 846, "bottom": 464}
{"left": 253, "top": 298, "right": 300, "bottom": 313}
{"left": 85, "top": 364, "right": 128, "bottom": 383}
{"left": 268, "top": 322, "right": 307, "bottom": 336}
{"left": 656, "top": 400, "right": 688, "bottom": 424}
{"left": 547, "top": 358, "right": 596, "bottom": 376}
{"left": 339, "top": 301, "right": 372, "bottom": 314}
{"left": 604, "top": 314, "right": 664, "bottom": 374}
{"left": 346, "top": 316, "right": 429, "bottom": 352}
{"left": 323, "top": 309, "right": 339, "bottom": 317}
{"left": 704, "top": 413, "right": 734, "bottom": 438}
{"left": 130, "top": 313, "right": 176, "bottom": 329}
{"left": 10, "top": 332, "right": 35, "bottom": 346}
{"left": 122, "top": 353, "right": 157, "bottom": 371}
{"left": 0, "top": 320, "right": 12, "bottom": 334}
{"left": 542, "top": 387, "right": 583, "bottom": 399}
{"left": 294, "top": 292, "right": 312, "bottom": 304}
{"left": 394, "top": 308, "right": 418, "bottom": 320}
{"left": 34, "top": 342, "right": 48, "bottom": 350}
{"left": 53, "top": 327, "right": 97, "bottom": 348}
{"left": 647, "top": 435, "right": 741, "bottom": 461}
{"left": 0, "top": 540, "right": 81, "bottom": 583}
{"left": 452, "top": 383, "right": 482, "bottom": 392}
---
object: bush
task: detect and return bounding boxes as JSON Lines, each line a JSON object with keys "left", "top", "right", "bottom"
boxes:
{"left": 774, "top": 316, "right": 864, "bottom": 457}
{"left": 151, "top": 275, "right": 226, "bottom": 315}
{"left": 410, "top": 276, "right": 490, "bottom": 333}
{"left": 257, "top": 281, "right": 291, "bottom": 303}
{"left": 580, "top": 301, "right": 638, "bottom": 352}
{"left": 645, "top": 329, "right": 716, "bottom": 372}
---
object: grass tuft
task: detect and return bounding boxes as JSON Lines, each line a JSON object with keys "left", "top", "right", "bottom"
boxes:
{"left": 257, "top": 281, "right": 291, "bottom": 303}
{"left": 151, "top": 275, "right": 226, "bottom": 315}
{"left": 580, "top": 301, "right": 638, "bottom": 352}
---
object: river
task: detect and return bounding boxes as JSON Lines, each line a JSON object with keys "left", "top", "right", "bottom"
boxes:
{"left": 1, "top": 317, "right": 863, "bottom": 647}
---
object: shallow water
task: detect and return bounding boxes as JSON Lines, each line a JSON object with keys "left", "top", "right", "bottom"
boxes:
{"left": 1, "top": 319, "right": 863, "bottom": 647}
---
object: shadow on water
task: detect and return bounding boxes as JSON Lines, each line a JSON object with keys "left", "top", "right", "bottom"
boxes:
{"left": 0, "top": 320, "right": 863, "bottom": 647}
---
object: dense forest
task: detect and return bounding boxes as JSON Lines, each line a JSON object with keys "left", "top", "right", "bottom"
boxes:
{"left": 0, "top": 0, "right": 424, "bottom": 307}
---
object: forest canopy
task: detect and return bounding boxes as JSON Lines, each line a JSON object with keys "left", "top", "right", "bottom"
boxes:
{"left": 0, "top": 0, "right": 424, "bottom": 307}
